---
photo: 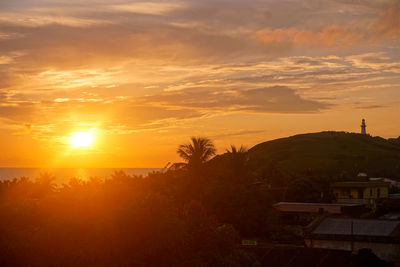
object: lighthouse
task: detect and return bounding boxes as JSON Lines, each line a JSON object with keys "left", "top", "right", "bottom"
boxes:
{"left": 361, "top": 119, "right": 367, "bottom": 135}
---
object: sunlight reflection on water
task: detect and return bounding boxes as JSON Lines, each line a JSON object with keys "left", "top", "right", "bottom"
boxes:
{"left": 0, "top": 168, "right": 162, "bottom": 183}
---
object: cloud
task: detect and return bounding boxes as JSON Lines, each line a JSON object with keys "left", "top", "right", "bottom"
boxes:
{"left": 255, "top": 6, "right": 399, "bottom": 49}
{"left": 0, "top": 91, "right": 9, "bottom": 101}
{"left": 354, "top": 104, "right": 386, "bottom": 109}
{"left": 0, "top": 85, "right": 331, "bottom": 143}
{"left": 0, "top": 12, "right": 112, "bottom": 28}
{"left": 0, "top": 94, "right": 205, "bottom": 140}
{"left": 0, "top": 32, "right": 24, "bottom": 40}
{"left": 211, "top": 129, "right": 266, "bottom": 139}
{"left": 255, "top": 25, "right": 366, "bottom": 49}
{"left": 141, "top": 86, "right": 330, "bottom": 114}
{"left": 370, "top": 6, "right": 400, "bottom": 41}
{"left": 347, "top": 52, "right": 400, "bottom": 72}
{"left": 0, "top": 101, "right": 36, "bottom": 121}
{"left": 110, "top": 2, "right": 185, "bottom": 15}
{"left": 0, "top": 56, "right": 15, "bottom": 65}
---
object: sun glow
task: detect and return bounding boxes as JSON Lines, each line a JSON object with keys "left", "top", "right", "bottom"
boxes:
{"left": 69, "top": 130, "right": 95, "bottom": 148}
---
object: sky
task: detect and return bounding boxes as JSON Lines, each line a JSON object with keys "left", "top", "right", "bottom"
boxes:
{"left": 0, "top": 0, "right": 399, "bottom": 167}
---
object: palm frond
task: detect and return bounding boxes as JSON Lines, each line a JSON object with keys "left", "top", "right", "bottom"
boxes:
{"left": 176, "top": 136, "right": 216, "bottom": 164}
{"left": 226, "top": 145, "right": 247, "bottom": 154}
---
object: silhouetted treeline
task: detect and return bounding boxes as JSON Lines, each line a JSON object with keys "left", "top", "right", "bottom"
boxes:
{"left": 0, "top": 166, "right": 268, "bottom": 267}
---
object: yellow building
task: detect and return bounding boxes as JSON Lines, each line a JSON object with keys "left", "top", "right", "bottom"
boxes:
{"left": 331, "top": 181, "right": 390, "bottom": 204}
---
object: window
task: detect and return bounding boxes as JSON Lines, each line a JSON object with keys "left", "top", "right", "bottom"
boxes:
{"left": 344, "top": 189, "right": 350, "bottom": 197}
{"left": 358, "top": 189, "right": 363, "bottom": 199}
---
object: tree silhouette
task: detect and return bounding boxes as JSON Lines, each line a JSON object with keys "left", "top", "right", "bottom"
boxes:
{"left": 36, "top": 172, "right": 56, "bottom": 196}
{"left": 225, "top": 145, "right": 250, "bottom": 183}
{"left": 177, "top": 137, "right": 216, "bottom": 170}
{"left": 226, "top": 145, "right": 247, "bottom": 154}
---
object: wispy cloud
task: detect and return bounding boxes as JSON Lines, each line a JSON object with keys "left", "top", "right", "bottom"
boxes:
{"left": 110, "top": 2, "right": 185, "bottom": 15}
{"left": 141, "top": 86, "right": 330, "bottom": 113}
{"left": 370, "top": 6, "right": 400, "bottom": 41}
{"left": 255, "top": 6, "right": 399, "bottom": 49}
{"left": 0, "top": 12, "right": 112, "bottom": 28}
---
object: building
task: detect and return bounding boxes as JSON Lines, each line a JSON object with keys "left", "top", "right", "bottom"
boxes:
{"left": 273, "top": 202, "right": 368, "bottom": 240}
{"left": 274, "top": 202, "right": 365, "bottom": 219}
{"left": 331, "top": 181, "right": 390, "bottom": 205}
{"left": 361, "top": 119, "right": 367, "bottom": 134}
{"left": 305, "top": 217, "right": 400, "bottom": 264}
{"left": 241, "top": 244, "right": 387, "bottom": 267}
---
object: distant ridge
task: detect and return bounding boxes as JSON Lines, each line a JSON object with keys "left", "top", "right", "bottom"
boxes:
{"left": 247, "top": 131, "right": 400, "bottom": 179}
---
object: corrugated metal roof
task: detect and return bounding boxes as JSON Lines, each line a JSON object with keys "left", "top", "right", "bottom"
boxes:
{"left": 330, "top": 181, "right": 390, "bottom": 188}
{"left": 274, "top": 202, "right": 362, "bottom": 214}
{"left": 275, "top": 202, "right": 361, "bottom": 207}
{"left": 312, "top": 218, "right": 400, "bottom": 237}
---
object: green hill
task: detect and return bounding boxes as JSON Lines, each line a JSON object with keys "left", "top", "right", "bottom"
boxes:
{"left": 247, "top": 132, "right": 400, "bottom": 179}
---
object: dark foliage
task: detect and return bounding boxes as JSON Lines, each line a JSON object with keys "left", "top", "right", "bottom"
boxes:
{"left": 0, "top": 171, "right": 260, "bottom": 267}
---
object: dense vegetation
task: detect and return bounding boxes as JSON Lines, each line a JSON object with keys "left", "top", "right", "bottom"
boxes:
{"left": 247, "top": 131, "right": 400, "bottom": 180}
{"left": 0, "top": 138, "right": 273, "bottom": 267}
{"left": 0, "top": 171, "right": 267, "bottom": 266}
{"left": 0, "top": 132, "right": 399, "bottom": 266}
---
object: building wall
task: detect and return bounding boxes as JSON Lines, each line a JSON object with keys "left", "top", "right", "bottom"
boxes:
{"left": 305, "top": 239, "right": 400, "bottom": 263}
{"left": 363, "top": 187, "right": 389, "bottom": 199}
{"left": 333, "top": 186, "right": 389, "bottom": 200}
{"left": 333, "top": 188, "right": 362, "bottom": 199}
{"left": 336, "top": 199, "right": 369, "bottom": 204}
{"left": 275, "top": 204, "right": 343, "bottom": 214}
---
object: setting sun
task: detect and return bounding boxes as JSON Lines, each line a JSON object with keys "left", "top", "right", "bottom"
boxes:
{"left": 69, "top": 130, "right": 95, "bottom": 148}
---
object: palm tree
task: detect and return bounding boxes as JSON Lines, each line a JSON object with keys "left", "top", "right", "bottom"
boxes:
{"left": 36, "top": 172, "right": 56, "bottom": 196}
{"left": 226, "top": 145, "right": 247, "bottom": 154}
{"left": 177, "top": 137, "right": 216, "bottom": 169}
{"left": 225, "top": 145, "right": 250, "bottom": 183}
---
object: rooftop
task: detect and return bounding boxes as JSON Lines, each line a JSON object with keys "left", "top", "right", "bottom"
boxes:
{"left": 312, "top": 218, "right": 400, "bottom": 237}
{"left": 274, "top": 202, "right": 362, "bottom": 214}
{"left": 330, "top": 181, "right": 390, "bottom": 188}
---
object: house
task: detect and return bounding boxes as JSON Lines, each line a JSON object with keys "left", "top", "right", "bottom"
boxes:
{"left": 274, "top": 202, "right": 366, "bottom": 215}
{"left": 330, "top": 181, "right": 390, "bottom": 205}
{"left": 241, "top": 245, "right": 387, "bottom": 267}
{"left": 274, "top": 202, "right": 367, "bottom": 225}
{"left": 305, "top": 217, "right": 400, "bottom": 263}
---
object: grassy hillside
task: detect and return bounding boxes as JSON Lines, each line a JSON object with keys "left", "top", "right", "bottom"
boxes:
{"left": 247, "top": 132, "right": 400, "bottom": 179}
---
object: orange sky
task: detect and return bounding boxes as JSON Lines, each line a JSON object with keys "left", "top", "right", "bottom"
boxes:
{"left": 0, "top": 0, "right": 399, "bottom": 167}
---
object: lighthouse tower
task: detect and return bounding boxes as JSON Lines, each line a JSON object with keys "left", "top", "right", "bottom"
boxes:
{"left": 361, "top": 119, "right": 367, "bottom": 135}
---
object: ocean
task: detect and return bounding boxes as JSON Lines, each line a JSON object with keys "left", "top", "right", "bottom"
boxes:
{"left": 0, "top": 168, "right": 162, "bottom": 184}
